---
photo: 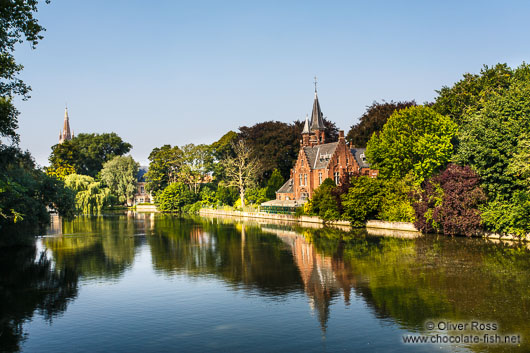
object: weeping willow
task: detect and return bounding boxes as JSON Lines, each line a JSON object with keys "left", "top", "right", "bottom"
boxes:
{"left": 65, "top": 174, "right": 111, "bottom": 214}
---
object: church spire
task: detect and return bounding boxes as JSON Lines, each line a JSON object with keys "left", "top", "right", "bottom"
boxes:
{"left": 310, "top": 90, "right": 325, "bottom": 132}
{"left": 59, "top": 106, "right": 72, "bottom": 144}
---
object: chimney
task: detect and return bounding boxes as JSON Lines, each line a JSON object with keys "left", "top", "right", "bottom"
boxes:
{"left": 321, "top": 131, "right": 325, "bottom": 144}
{"left": 338, "top": 130, "right": 345, "bottom": 143}
{"left": 302, "top": 134, "right": 310, "bottom": 146}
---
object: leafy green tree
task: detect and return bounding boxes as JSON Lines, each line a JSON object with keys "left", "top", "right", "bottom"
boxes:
{"left": 145, "top": 144, "right": 182, "bottom": 195}
{"left": 341, "top": 176, "right": 383, "bottom": 227}
{"left": 265, "top": 169, "right": 284, "bottom": 199}
{"left": 432, "top": 63, "right": 516, "bottom": 125}
{"left": 378, "top": 175, "right": 416, "bottom": 222}
{"left": 157, "top": 182, "right": 194, "bottom": 213}
{"left": 100, "top": 156, "right": 139, "bottom": 205}
{"left": 49, "top": 133, "right": 132, "bottom": 177}
{"left": 210, "top": 131, "right": 238, "bottom": 183}
{"left": 178, "top": 144, "right": 213, "bottom": 194}
{"left": 346, "top": 100, "right": 416, "bottom": 147}
{"left": 309, "top": 178, "right": 341, "bottom": 221}
{"left": 0, "top": 0, "right": 49, "bottom": 142}
{"left": 214, "top": 185, "right": 238, "bottom": 206}
{"left": 64, "top": 174, "right": 110, "bottom": 214}
{"left": 366, "top": 106, "right": 457, "bottom": 183}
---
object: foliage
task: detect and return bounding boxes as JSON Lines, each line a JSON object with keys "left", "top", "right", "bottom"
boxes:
{"left": 378, "top": 175, "right": 416, "bottom": 222}
{"left": 366, "top": 106, "right": 457, "bottom": 183}
{"left": 214, "top": 185, "right": 238, "bottom": 206}
{"left": 246, "top": 187, "right": 269, "bottom": 205}
{"left": 100, "top": 155, "right": 139, "bottom": 205}
{"left": 0, "top": 145, "right": 75, "bottom": 234}
{"left": 209, "top": 131, "right": 238, "bottom": 182}
{"left": 49, "top": 133, "right": 132, "bottom": 177}
{"left": 413, "top": 164, "right": 486, "bottom": 236}
{"left": 157, "top": 182, "right": 195, "bottom": 213}
{"left": 45, "top": 162, "right": 76, "bottom": 180}
{"left": 178, "top": 144, "right": 212, "bottom": 194}
{"left": 0, "top": 0, "right": 49, "bottom": 142}
{"left": 265, "top": 169, "right": 284, "bottom": 199}
{"left": 238, "top": 121, "right": 300, "bottom": 182}
{"left": 221, "top": 140, "right": 261, "bottom": 207}
{"left": 481, "top": 192, "right": 530, "bottom": 238}
{"left": 64, "top": 174, "right": 110, "bottom": 214}
{"left": 432, "top": 63, "right": 517, "bottom": 125}
{"left": 341, "top": 176, "right": 383, "bottom": 227}
{"left": 145, "top": 144, "right": 182, "bottom": 196}
{"left": 346, "top": 100, "right": 416, "bottom": 147}
{"left": 308, "top": 178, "right": 341, "bottom": 221}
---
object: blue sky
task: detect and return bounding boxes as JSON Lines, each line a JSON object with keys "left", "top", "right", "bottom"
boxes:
{"left": 14, "top": 0, "right": 530, "bottom": 166}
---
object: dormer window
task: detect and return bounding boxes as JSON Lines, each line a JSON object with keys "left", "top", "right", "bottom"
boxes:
{"left": 360, "top": 153, "right": 367, "bottom": 163}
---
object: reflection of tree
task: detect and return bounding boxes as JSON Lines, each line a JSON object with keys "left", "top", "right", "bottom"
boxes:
{"left": 148, "top": 216, "right": 303, "bottom": 295}
{"left": 44, "top": 214, "right": 146, "bottom": 280}
{"left": 0, "top": 246, "right": 78, "bottom": 352}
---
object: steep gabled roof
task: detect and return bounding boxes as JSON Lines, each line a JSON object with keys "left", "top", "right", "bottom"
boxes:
{"left": 303, "top": 142, "right": 339, "bottom": 170}
{"left": 137, "top": 166, "right": 148, "bottom": 182}
{"left": 350, "top": 148, "right": 370, "bottom": 168}
{"left": 276, "top": 178, "right": 294, "bottom": 194}
{"left": 310, "top": 93, "right": 325, "bottom": 131}
{"left": 302, "top": 115, "right": 310, "bottom": 134}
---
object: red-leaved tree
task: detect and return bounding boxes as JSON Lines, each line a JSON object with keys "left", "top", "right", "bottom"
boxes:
{"left": 413, "top": 164, "right": 486, "bottom": 236}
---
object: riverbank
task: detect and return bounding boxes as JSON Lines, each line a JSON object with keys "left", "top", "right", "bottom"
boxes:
{"left": 199, "top": 208, "right": 418, "bottom": 232}
{"left": 198, "top": 208, "right": 530, "bottom": 242}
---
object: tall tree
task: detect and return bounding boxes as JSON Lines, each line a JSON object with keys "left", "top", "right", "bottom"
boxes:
{"left": 100, "top": 156, "right": 139, "bottom": 205}
{"left": 48, "top": 133, "right": 132, "bottom": 177}
{"left": 145, "top": 144, "right": 182, "bottom": 195}
{"left": 432, "top": 63, "right": 521, "bottom": 125}
{"left": 221, "top": 140, "right": 261, "bottom": 207}
{"left": 178, "top": 144, "right": 212, "bottom": 194}
{"left": 366, "top": 106, "right": 457, "bottom": 183}
{"left": 64, "top": 174, "right": 110, "bottom": 214}
{"left": 346, "top": 100, "right": 416, "bottom": 147}
{"left": 0, "top": 0, "right": 49, "bottom": 142}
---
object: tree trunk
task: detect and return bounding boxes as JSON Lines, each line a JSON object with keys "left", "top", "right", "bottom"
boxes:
{"left": 240, "top": 190, "right": 245, "bottom": 208}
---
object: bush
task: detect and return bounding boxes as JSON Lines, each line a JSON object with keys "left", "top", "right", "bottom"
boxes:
{"left": 157, "top": 182, "right": 195, "bottom": 212}
{"left": 378, "top": 175, "right": 415, "bottom": 222}
{"left": 310, "top": 178, "right": 341, "bottom": 221}
{"left": 341, "top": 177, "right": 383, "bottom": 227}
{"left": 413, "top": 164, "right": 486, "bottom": 236}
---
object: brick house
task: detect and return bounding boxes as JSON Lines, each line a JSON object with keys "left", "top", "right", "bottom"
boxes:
{"left": 271, "top": 90, "right": 378, "bottom": 205}
{"left": 134, "top": 166, "right": 153, "bottom": 205}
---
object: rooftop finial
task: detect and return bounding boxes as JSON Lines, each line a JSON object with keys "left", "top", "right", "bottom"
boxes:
{"left": 314, "top": 76, "right": 318, "bottom": 93}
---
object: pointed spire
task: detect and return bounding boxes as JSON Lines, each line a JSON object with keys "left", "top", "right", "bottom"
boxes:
{"left": 310, "top": 91, "right": 325, "bottom": 131}
{"left": 302, "top": 114, "right": 310, "bottom": 134}
{"left": 59, "top": 106, "right": 72, "bottom": 144}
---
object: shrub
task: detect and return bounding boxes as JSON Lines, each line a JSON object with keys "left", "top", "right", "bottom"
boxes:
{"left": 341, "top": 176, "right": 383, "bottom": 227}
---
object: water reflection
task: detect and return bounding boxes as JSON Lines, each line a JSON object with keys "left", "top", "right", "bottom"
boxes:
{"left": 4, "top": 213, "right": 530, "bottom": 352}
{"left": 0, "top": 245, "right": 78, "bottom": 352}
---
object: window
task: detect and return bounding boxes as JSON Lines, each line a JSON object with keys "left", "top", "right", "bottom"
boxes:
{"left": 301, "top": 159, "right": 304, "bottom": 167}
{"left": 304, "top": 174, "right": 307, "bottom": 186}
{"left": 299, "top": 173, "right": 302, "bottom": 186}
{"left": 334, "top": 172, "right": 340, "bottom": 185}
{"left": 140, "top": 186, "right": 145, "bottom": 193}
{"left": 319, "top": 172, "right": 322, "bottom": 185}
{"left": 346, "top": 157, "right": 349, "bottom": 166}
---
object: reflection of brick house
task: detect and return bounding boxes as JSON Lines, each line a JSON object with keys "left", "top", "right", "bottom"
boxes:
{"left": 134, "top": 166, "right": 152, "bottom": 204}
{"left": 275, "top": 90, "right": 378, "bottom": 203}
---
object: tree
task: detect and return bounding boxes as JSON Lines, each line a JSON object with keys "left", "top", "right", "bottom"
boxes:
{"left": 48, "top": 133, "right": 132, "bottom": 177}
{"left": 0, "top": 145, "right": 75, "bottom": 233}
{"left": 145, "top": 144, "right": 182, "bottom": 196}
{"left": 100, "top": 156, "right": 139, "bottom": 205}
{"left": 64, "top": 174, "right": 110, "bottom": 214}
{"left": 341, "top": 177, "right": 383, "bottom": 227}
{"left": 157, "top": 182, "right": 194, "bottom": 213}
{"left": 308, "top": 178, "right": 341, "bottom": 221}
{"left": 432, "top": 63, "right": 516, "bottom": 125}
{"left": 238, "top": 121, "right": 299, "bottom": 182}
{"left": 221, "top": 140, "right": 261, "bottom": 207}
{"left": 346, "top": 100, "right": 417, "bottom": 147}
{"left": 210, "top": 131, "right": 238, "bottom": 182}
{"left": 366, "top": 106, "right": 457, "bottom": 183}
{"left": 413, "top": 164, "right": 486, "bottom": 236}
{"left": 265, "top": 169, "right": 284, "bottom": 199}
{"left": 0, "top": 0, "right": 49, "bottom": 142}
{"left": 178, "top": 144, "right": 212, "bottom": 194}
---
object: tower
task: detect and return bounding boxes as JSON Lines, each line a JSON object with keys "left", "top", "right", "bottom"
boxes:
{"left": 309, "top": 77, "right": 325, "bottom": 144}
{"left": 59, "top": 107, "right": 73, "bottom": 144}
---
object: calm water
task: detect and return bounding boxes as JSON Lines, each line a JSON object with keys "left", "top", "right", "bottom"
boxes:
{"left": 1, "top": 213, "right": 530, "bottom": 353}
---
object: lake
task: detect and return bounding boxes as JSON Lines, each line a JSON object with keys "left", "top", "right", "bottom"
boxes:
{"left": 1, "top": 212, "right": 529, "bottom": 352}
